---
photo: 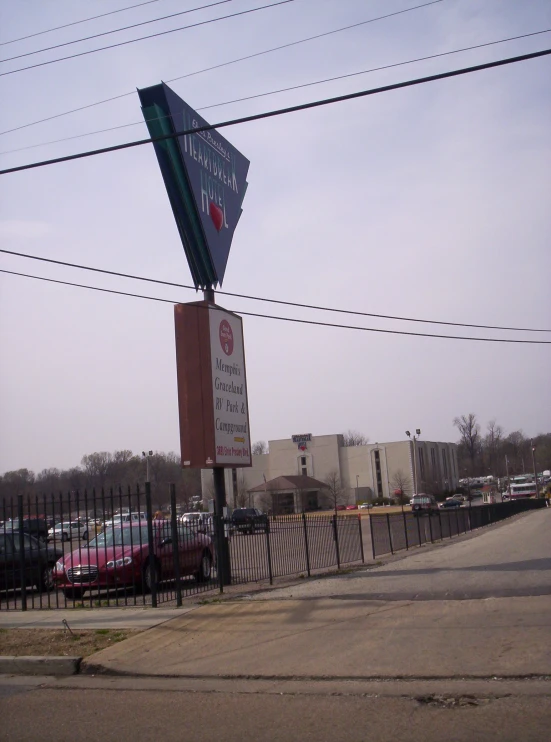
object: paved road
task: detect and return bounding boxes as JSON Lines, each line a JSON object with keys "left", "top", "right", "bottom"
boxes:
{"left": 0, "top": 675, "right": 550, "bottom": 742}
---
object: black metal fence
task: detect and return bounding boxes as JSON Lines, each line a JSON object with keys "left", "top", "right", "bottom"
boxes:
{"left": 369, "top": 498, "right": 547, "bottom": 558}
{"left": 0, "top": 488, "right": 364, "bottom": 611}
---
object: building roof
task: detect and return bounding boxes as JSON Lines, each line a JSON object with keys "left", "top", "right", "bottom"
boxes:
{"left": 248, "top": 475, "right": 328, "bottom": 493}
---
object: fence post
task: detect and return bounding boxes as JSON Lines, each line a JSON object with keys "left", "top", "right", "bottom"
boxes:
{"left": 402, "top": 511, "right": 409, "bottom": 551}
{"left": 358, "top": 514, "right": 365, "bottom": 563}
{"left": 386, "top": 513, "right": 393, "bottom": 555}
{"left": 369, "top": 513, "right": 376, "bottom": 560}
{"left": 302, "top": 513, "right": 311, "bottom": 577}
{"left": 428, "top": 512, "right": 434, "bottom": 543}
{"left": 332, "top": 515, "right": 341, "bottom": 569}
{"left": 145, "top": 482, "right": 157, "bottom": 608}
{"left": 416, "top": 513, "right": 422, "bottom": 545}
{"left": 169, "top": 484, "right": 182, "bottom": 608}
{"left": 265, "top": 518, "right": 273, "bottom": 585}
{"left": 17, "top": 494, "right": 27, "bottom": 611}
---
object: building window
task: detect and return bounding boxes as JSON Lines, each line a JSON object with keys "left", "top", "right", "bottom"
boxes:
{"left": 419, "top": 448, "right": 425, "bottom": 481}
{"left": 374, "top": 450, "right": 383, "bottom": 498}
{"left": 430, "top": 448, "right": 436, "bottom": 470}
{"left": 442, "top": 448, "right": 448, "bottom": 478}
{"left": 301, "top": 456, "right": 306, "bottom": 466}
{"left": 302, "top": 467, "right": 307, "bottom": 476}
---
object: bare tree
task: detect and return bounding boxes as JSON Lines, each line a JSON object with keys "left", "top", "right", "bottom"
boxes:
{"left": 81, "top": 452, "right": 112, "bottom": 489}
{"left": 485, "top": 420, "right": 504, "bottom": 475}
{"left": 453, "top": 414, "right": 481, "bottom": 474}
{"left": 390, "top": 468, "right": 412, "bottom": 504}
{"left": 342, "top": 430, "right": 369, "bottom": 447}
{"left": 323, "top": 469, "right": 347, "bottom": 512}
{"left": 252, "top": 441, "right": 268, "bottom": 455}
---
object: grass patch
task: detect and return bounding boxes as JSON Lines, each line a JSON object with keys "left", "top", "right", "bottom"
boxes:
{"left": 0, "top": 628, "right": 140, "bottom": 658}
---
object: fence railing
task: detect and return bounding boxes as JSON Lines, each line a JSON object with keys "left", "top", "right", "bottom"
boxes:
{"left": 0, "top": 488, "right": 364, "bottom": 611}
{"left": 369, "top": 498, "right": 547, "bottom": 558}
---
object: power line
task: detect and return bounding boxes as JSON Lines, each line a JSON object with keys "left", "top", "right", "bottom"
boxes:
{"left": 0, "top": 1, "right": 234, "bottom": 63}
{"left": 2, "top": 29, "right": 547, "bottom": 158}
{"left": 1, "top": 49, "right": 550, "bottom": 176}
{"left": 0, "top": 0, "right": 166, "bottom": 47}
{"left": 0, "top": 0, "right": 447, "bottom": 137}
{"left": 1, "top": 268, "right": 549, "bottom": 345}
{"left": 0, "top": 0, "right": 296, "bottom": 78}
{"left": 1, "top": 248, "right": 549, "bottom": 334}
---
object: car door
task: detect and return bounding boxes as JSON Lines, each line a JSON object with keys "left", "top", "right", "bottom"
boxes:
{"left": 12, "top": 533, "right": 40, "bottom": 587}
{"left": 155, "top": 521, "right": 174, "bottom": 580}
{"left": 0, "top": 533, "right": 18, "bottom": 591}
{"left": 177, "top": 524, "right": 202, "bottom": 576}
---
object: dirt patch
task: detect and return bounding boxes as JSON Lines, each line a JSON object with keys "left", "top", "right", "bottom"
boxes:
{"left": 0, "top": 628, "right": 139, "bottom": 657}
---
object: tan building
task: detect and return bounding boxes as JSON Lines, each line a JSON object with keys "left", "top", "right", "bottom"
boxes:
{"left": 201, "top": 433, "right": 459, "bottom": 513}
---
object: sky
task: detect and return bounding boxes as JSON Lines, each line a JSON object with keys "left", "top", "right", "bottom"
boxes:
{"left": 0, "top": 0, "right": 550, "bottom": 475}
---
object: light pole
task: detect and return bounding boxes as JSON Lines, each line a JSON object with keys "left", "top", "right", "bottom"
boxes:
{"left": 356, "top": 475, "right": 359, "bottom": 505}
{"left": 142, "top": 450, "right": 153, "bottom": 483}
{"left": 405, "top": 429, "right": 421, "bottom": 495}
{"left": 530, "top": 440, "right": 540, "bottom": 498}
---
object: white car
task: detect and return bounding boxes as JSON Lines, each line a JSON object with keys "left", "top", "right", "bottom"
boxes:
{"left": 48, "top": 521, "right": 89, "bottom": 542}
{"left": 358, "top": 503, "right": 371, "bottom": 510}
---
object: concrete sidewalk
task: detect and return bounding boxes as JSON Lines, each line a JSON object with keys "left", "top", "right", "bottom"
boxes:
{"left": 82, "top": 594, "right": 551, "bottom": 678}
{"left": 0, "top": 606, "right": 196, "bottom": 629}
{"left": 81, "top": 509, "right": 551, "bottom": 679}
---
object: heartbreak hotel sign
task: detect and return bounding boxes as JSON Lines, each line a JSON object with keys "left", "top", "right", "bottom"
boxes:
{"left": 138, "top": 82, "right": 249, "bottom": 288}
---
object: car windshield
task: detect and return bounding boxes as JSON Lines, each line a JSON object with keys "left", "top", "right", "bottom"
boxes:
{"left": 89, "top": 525, "right": 150, "bottom": 548}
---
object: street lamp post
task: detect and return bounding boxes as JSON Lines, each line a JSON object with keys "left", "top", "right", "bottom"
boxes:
{"left": 530, "top": 440, "right": 540, "bottom": 498}
{"left": 142, "top": 450, "right": 153, "bottom": 483}
{"left": 406, "top": 429, "right": 421, "bottom": 495}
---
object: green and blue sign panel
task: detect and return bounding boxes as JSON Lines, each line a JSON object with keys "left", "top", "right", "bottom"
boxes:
{"left": 138, "top": 83, "right": 249, "bottom": 288}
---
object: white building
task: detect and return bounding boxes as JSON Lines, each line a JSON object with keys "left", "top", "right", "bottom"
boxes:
{"left": 201, "top": 433, "right": 459, "bottom": 513}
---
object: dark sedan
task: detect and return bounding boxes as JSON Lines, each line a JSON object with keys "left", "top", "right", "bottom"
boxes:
{"left": 439, "top": 499, "right": 463, "bottom": 509}
{"left": 0, "top": 532, "right": 62, "bottom": 594}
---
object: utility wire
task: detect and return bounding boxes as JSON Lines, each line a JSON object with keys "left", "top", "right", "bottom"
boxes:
{"left": 0, "top": 0, "right": 296, "bottom": 78}
{"left": 1, "top": 248, "right": 549, "bottom": 333}
{"left": 1, "top": 269, "right": 549, "bottom": 345}
{"left": 0, "top": 1, "right": 234, "bottom": 63}
{"left": 0, "top": 0, "right": 166, "bottom": 47}
{"left": 1, "top": 29, "right": 547, "bottom": 157}
{"left": 0, "top": 0, "right": 446, "bottom": 136}
{"left": 1, "top": 49, "right": 550, "bottom": 176}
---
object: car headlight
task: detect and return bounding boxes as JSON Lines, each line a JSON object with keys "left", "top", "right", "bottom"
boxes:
{"left": 105, "top": 556, "right": 133, "bottom": 569}
{"left": 55, "top": 560, "right": 65, "bottom": 573}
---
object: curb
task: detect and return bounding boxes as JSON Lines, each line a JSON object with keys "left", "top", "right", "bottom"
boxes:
{"left": 0, "top": 656, "right": 81, "bottom": 676}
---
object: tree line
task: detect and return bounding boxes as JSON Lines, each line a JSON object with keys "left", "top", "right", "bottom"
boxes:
{"left": 0, "top": 450, "right": 201, "bottom": 510}
{"left": 453, "top": 415, "right": 551, "bottom": 478}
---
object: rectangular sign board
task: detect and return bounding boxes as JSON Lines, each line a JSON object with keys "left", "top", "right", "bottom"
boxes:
{"left": 174, "top": 301, "right": 251, "bottom": 468}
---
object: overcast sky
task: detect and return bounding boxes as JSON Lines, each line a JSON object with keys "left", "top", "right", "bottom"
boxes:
{"left": 0, "top": 0, "right": 550, "bottom": 475}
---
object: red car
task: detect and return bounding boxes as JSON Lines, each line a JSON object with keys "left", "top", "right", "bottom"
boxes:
{"left": 53, "top": 520, "right": 214, "bottom": 600}
{"left": 346, "top": 505, "right": 358, "bottom": 510}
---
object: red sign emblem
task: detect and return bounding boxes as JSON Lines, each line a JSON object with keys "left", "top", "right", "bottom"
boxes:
{"left": 219, "top": 320, "right": 234, "bottom": 356}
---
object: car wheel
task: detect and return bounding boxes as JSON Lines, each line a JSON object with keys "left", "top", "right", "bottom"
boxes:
{"left": 195, "top": 551, "right": 212, "bottom": 583}
{"left": 63, "top": 587, "right": 85, "bottom": 600}
{"left": 61, "top": 532, "right": 69, "bottom": 542}
{"left": 82, "top": 531, "right": 88, "bottom": 541}
{"left": 36, "top": 564, "right": 55, "bottom": 592}
{"left": 143, "top": 559, "right": 160, "bottom": 593}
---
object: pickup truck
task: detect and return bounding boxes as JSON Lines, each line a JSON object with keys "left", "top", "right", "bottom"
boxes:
{"left": 230, "top": 508, "right": 268, "bottom": 535}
